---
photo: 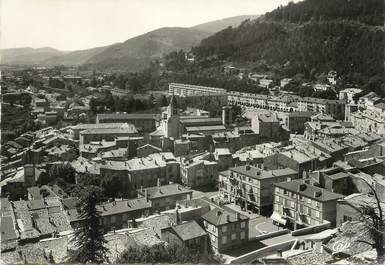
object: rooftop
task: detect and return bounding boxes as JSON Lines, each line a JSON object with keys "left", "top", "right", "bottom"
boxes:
{"left": 202, "top": 207, "right": 249, "bottom": 226}
{"left": 165, "top": 220, "right": 207, "bottom": 241}
{"left": 80, "top": 125, "right": 138, "bottom": 135}
{"left": 230, "top": 165, "right": 297, "bottom": 180}
{"left": 97, "top": 113, "right": 159, "bottom": 120}
{"left": 275, "top": 180, "right": 344, "bottom": 202}
{"left": 71, "top": 122, "right": 131, "bottom": 130}
{"left": 138, "top": 184, "right": 192, "bottom": 199}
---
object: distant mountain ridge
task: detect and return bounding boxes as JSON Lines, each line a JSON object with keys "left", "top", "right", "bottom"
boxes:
{"left": 1, "top": 15, "right": 258, "bottom": 70}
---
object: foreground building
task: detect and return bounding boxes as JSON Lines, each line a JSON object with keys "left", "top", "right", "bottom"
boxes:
{"left": 202, "top": 207, "right": 249, "bottom": 253}
{"left": 161, "top": 220, "right": 208, "bottom": 252}
{"left": 219, "top": 165, "right": 298, "bottom": 215}
{"left": 272, "top": 180, "right": 344, "bottom": 230}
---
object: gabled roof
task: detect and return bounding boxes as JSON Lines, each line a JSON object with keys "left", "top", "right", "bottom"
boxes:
{"left": 275, "top": 180, "right": 344, "bottom": 202}
{"left": 202, "top": 207, "right": 248, "bottom": 226}
{"left": 167, "top": 221, "right": 207, "bottom": 241}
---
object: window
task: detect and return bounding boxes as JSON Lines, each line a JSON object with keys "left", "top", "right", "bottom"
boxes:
{"left": 284, "top": 190, "right": 288, "bottom": 195}
{"left": 307, "top": 198, "right": 311, "bottom": 204}
{"left": 222, "top": 236, "right": 227, "bottom": 244}
{"left": 231, "top": 233, "right": 236, "bottom": 241}
{"left": 212, "top": 226, "right": 216, "bottom": 233}
{"left": 343, "top": 216, "right": 353, "bottom": 222}
{"left": 210, "top": 234, "right": 216, "bottom": 243}
{"left": 275, "top": 196, "right": 280, "bottom": 202}
{"left": 240, "top": 231, "right": 246, "bottom": 240}
{"left": 315, "top": 211, "right": 320, "bottom": 218}
{"left": 316, "top": 201, "right": 320, "bottom": 208}
{"left": 222, "top": 226, "right": 227, "bottom": 233}
{"left": 240, "top": 221, "right": 245, "bottom": 228}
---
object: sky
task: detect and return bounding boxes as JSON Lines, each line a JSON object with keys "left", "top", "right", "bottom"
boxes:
{"left": 1, "top": 0, "right": 294, "bottom": 51}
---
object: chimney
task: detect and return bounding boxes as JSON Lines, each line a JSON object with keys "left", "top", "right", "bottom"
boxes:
{"left": 299, "top": 184, "right": 307, "bottom": 191}
{"left": 145, "top": 189, "right": 148, "bottom": 201}
{"left": 246, "top": 165, "right": 251, "bottom": 171}
{"left": 216, "top": 211, "right": 222, "bottom": 217}
{"left": 277, "top": 249, "right": 283, "bottom": 257}
{"left": 140, "top": 186, "right": 143, "bottom": 192}
{"left": 157, "top": 178, "right": 160, "bottom": 187}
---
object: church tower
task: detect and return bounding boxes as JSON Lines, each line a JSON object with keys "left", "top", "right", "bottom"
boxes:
{"left": 162, "top": 95, "right": 180, "bottom": 138}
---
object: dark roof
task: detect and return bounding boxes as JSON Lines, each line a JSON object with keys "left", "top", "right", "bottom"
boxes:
{"left": 168, "top": 221, "right": 207, "bottom": 241}
{"left": 202, "top": 207, "right": 248, "bottom": 226}
{"left": 275, "top": 180, "right": 344, "bottom": 202}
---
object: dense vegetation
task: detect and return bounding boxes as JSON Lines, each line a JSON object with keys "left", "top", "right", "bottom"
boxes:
{"left": 265, "top": 0, "right": 384, "bottom": 26}
{"left": 181, "top": 0, "right": 385, "bottom": 96}
{"left": 1, "top": 105, "right": 41, "bottom": 144}
{"left": 118, "top": 244, "right": 218, "bottom": 264}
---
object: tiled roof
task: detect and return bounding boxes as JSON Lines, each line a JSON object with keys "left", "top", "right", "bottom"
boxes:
{"left": 97, "top": 113, "right": 159, "bottom": 120}
{"left": 230, "top": 165, "right": 297, "bottom": 180}
{"left": 67, "top": 197, "right": 151, "bottom": 222}
{"left": 138, "top": 184, "right": 192, "bottom": 199}
{"left": 71, "top": 122, "right": 131, "bottom": 130}
{"left": 202, "top": 207, "right": 248, "bottom": 226}
{"left": 1, "top": 216, "right": 18, "bottom": 242}
{"left": 80, "top": 126, "right": 138, "bottom": 135}
{"left": 275, "top": 180, "right": 344, "bottom": 202}
{"left": 185, "top": 125, "right": 226, "bottom": 132}
{"left": 168, "top": 220, "right": 207, "bottom": 241}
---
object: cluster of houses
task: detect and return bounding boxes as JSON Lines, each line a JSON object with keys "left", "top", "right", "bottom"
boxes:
{"left": 1, "top": 82, "right": 385, "bottom": 264}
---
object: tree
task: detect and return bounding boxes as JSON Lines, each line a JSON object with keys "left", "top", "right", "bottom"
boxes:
{"left": 117, "top": 244, "right": 212, "bottom": 264}
{"left": 48, "top": 163, "right": 76, "bottom": 184}
{"left": 70, "top": 186, "right": 109, "bottom": 264}
{"left": 354, "top": 177, "right": 384, "bottom": 263}
{"left": 158, "top": 95, "right": 168, "bottom": 107}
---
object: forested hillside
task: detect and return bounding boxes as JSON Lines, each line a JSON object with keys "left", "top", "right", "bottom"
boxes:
{"left": 184, "top": 0, "right": 384, "bottom": 95}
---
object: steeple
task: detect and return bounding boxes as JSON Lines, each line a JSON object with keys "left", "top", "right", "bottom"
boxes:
{"left": 167, "top": 95, "right": 179, "bottom": 116}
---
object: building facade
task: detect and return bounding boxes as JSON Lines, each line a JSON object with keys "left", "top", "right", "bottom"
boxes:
{"left": 272, "top": 180, "right": 344, "bottom": 230}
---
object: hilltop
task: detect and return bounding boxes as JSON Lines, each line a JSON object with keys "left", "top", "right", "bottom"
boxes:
{"left": 0, "top": 15, "right": 257, "bottom": 70}
{"left": 181, "top": 0, "right": 384, "bottom": 93}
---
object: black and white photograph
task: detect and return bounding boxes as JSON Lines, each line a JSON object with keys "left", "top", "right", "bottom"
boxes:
{"left": 1, "top": 0, "right": 385, "bottom": 264}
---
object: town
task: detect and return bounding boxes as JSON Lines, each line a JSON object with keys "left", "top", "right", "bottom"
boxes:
{"left": 1, "top": 64, "right": 385, "bottom": 264}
